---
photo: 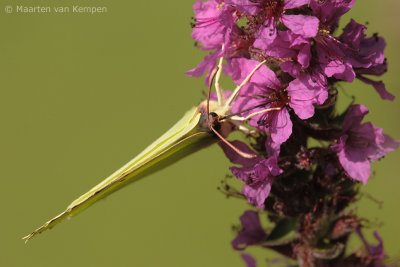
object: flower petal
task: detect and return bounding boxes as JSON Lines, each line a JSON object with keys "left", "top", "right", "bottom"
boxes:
{"left": 287, "top": 75, "right": 328, "bottom": 119}
{"left": 270, "top": 109, "right": 293, "bottom": 145}
{"left": 339, "top": 143, "right": 371, "bottom": 184}
{"left": 185, "top": 49, "right": 222, "bottom": 84}
{"left": 357, "top": 75, "right": 395, "bottom": 101}
{"left": 281, "top": 14, "right": 319, "bottom": 38}
{"left": 232, "top": 210, "right": 268, "bottom": 250}
{"left": 284, "top": 0, "right": 310, "bottom": 9}
{"left": 341, "top": 104, "right": 369, "bottom": 132}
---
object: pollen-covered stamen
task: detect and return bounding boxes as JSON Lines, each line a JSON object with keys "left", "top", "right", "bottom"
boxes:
{"left": 244, "top": 0, "right": 285, "bottom": 28}
{"left": 257, "top": 87, "right": 290, "bottom": 109}
{"left": 318, "top": 23, "right": 331, "bottom": 37}
{"left": 314, "top": 24, "right": 358, "bottom": 63}
{"left": 270, "top": 88, "right": 290, "bottom": 107}
{"left": 228, "top": 34, "right": 255, "bottom": 57}
{"left": 314, "top": 26, "right": 344, "bottom": 62}
{"left": 216, "top": 2, "right": 225, "bottom": 10}
{"left": 256, "top": 88, "right": 290, "bottom": 127}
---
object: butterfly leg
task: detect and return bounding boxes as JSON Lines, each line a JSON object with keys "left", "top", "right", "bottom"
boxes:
{"left": 215, "top": 55, "right": 226, "bottom": 107}
{"left": 224, "top": 60, "right": 267, "bottom": 111}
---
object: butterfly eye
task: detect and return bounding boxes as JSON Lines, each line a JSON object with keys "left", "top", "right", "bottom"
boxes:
{"left": 209, "top": 112, "right": 222, "bottom": 132}
{"left": 209, "top": 112, "right": 218, "bottom": 118}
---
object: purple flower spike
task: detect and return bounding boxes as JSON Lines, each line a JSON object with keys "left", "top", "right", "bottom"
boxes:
{"left": 332, "top": 105, "right": 399, "bottom": 184}
{"left": 219, "top": 140, "right": 282, "bottom": 209}
{"left": 232, "top": 210, "right": 268, "bottom": 250}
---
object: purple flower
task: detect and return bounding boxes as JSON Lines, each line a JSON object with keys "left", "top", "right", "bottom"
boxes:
{"left": 241, "top": 253, "right": 257, "bottom": 267}
{"left": 247, "top": 1, "right": 356, "bottom": 85}
{"left": 186, "top": 1, "right": 259, "bottom": 84}
{"left": 308, "top": 0, "right": 358, "bottom": 82}
{"left": 185, "top": 0, "right": 238, "bottom": 82}
{"left": 253, "top": 27, "right": 328, "bottom": 89}
{"left": 272, "top": 4, "right": 392, "bottom": 100}
{"left": 310, "top": 0, "right": 356, "bottom": 31}
{"left": 190, "top": 0, "right": 236, "bottom": 50}
{"left": 219, "top": 140, "right": 282, "bottom": 209}
{"left": 230, "top": 58, "right": 327, "bottom": 146}
{"left": 256, "top": 30, "right": 312, "bottom": 71}
{"left": 332, "top": 105, "right": 399, "bottom": 184}
{"left": 229, "top": 0, "right": 319, "bottom": 41}
{"left": 270, "top": 19, "right": 393, "bottom": 101}
{"left": 232, "top": 210, "right": 268, "bottom": 250}
{"left": 313, "top": 32, "right": 356, "bottom": 83}
{"left": 339, "top": 19, "right": 394, "bottom": 100}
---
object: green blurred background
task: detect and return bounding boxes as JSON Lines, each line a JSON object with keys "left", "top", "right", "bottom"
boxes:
{"left": 0, "top": 0, "right": 398, "bottom": 266}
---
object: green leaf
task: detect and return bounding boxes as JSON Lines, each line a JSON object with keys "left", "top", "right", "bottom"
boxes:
{"left": 262, "top": 217, "right": 298, "bottom": 247}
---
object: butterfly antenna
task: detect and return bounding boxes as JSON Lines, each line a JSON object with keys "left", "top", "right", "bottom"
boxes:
{"left": 209, "top": 125, "right": 257, "bottom": 159}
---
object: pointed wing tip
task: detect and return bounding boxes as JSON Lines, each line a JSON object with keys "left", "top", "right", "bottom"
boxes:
{"left": 22, "top": 232, "right": 36, "bottom": 244}
{"left": 22, "top": 210, "right": 71, "bottom": 244}
{"left": 22, "top": 224, "right": 47, "bottom": 244}
{"left": 22, "top": 235, "right": 31, "bottom": 244}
